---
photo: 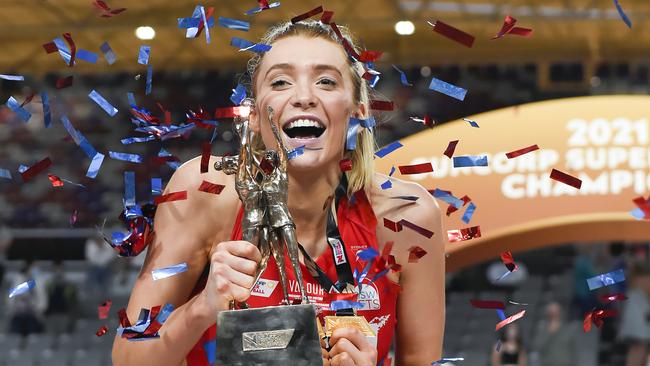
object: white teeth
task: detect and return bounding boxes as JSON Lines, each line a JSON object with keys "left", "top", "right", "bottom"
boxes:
{"left": 286, "top": 119, "right": 324, "bottom": 129}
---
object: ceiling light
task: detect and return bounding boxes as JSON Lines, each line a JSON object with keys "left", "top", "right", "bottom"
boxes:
{"left": 394, "top": 21, "right": 415, "bottom": 36}
{"left": 135, "top": 26, "right": 156, "bottom": 40}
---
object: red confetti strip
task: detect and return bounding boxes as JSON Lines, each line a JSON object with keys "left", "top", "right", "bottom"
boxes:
{"left": 470, "top": 300, "right": 505, "bottom": 310}
{"left": 118, "top": 308, "right": 131, "bottom": 328}
{"left": 584, "top": 309, "right": 618, "bottom": 332}
{"left": 98, "top": 300, "right": 112, "bottom": 319}
{"left": 95, "top": 325, "right": 108, "bottom": 337}
{"left": 633, "top": 196, "right": 650, "bottom": 219}
{"left": 429, "top": 20, "right": 475, "bottom": 48}
{"left": 359, "top": 50, "right": 383, "bottom": 62}
{"left": 291, "top": 5, "right": 323, "bottom": 23}
{"left": 198, "top": 180, "right": 225, "bottom": 195}
{"left": 47, "top": 174, "right": 64, "bottom": 187}
{"left": 500, "top": 251, "right": 518, "bottom": 272}
{"left": 408, "top": 246, "right": 427, "bottom": 263}
{"left": 21, "top": 157, "right": 52, "bottom": 182}
{"left": 583, "top": 312, "right": 593, "bottom": 332}
{"left": 446, "top": 195, "right": 471, "bottom": 216}
{"left": 443, "top": 140, "right": 459, "bottom": 159}
{"left": 600, "top": 293, "right": 628, "bottom": 303}
{"left": 20, "top": 93, "right": 35, "bottom": 107}
{"left": 150, "top": 155, "right": 180, "bottom": 165}
{"left": 550, "top": 168, "right": 582, "bottom": 189}
{"left": 370, "top": 100, "right": 395, "bottom": 111}
{"left": 42, "top": 42, "right": 58, "bottom": 54}
{"left": 492, "top": 15, "right": 532, "bottom": 39}
{"left": 320, "top": 10, "right": 334, "bottom": 24}
{"left": 339, "top": 158, "right": 352, "bottom": 172}
{"left": 156, "top": 102, "right": 171, "bottom": 124}
{"left": 154, "top": 191, "right": 187, "bottom": 205}
{"left": 495, "top": 310, "right": 525, "bottom": 331}
{"left": 383, "top": 218, "right": 403, "bottom": 232}
{"left": 447, "top": 226, "right": 481, "bottom": 243}
{"left": 93, "top": 0, "right": 126, "bottom": 17}
{"left": 56, "top": 75, "right": 74, "bottom": 89}
{"left": 329, "top": 22, "right": 360, "bottom": 60}
{"left": 200, "top": 142, "right": 211, "bottom": 173}
{"left": 506, "top": 144, "right": 539, "bottom": 159}
{"left": 399, "top": 219, "right": 434, "bottom": 239}
{"left": 62, "top": 33, "right": 77, "bottom": 67}
{"left": 214, "top": 106, "right": 250, "bottom": 119}
{"left": 398, "top": 163, "right": 433, "bottom": 175}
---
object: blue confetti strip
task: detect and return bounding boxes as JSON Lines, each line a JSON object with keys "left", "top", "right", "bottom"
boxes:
{"left": 288, "top": 146, "right": 305, "bottom": 160}
{"left": 346, "top": 117, "right": 361, "bottom": 150}
{"left": 145, "top": 65, "right": 153, "bottom": 95}
{"left": 18, "top": 165, "right": 28, "bottom": 173}
{"left": 124, "top": 171, "right": 136, "bottom": 208}
{"left": 8, "top": 279, "right": 35, "bottom": 298}
{"left": 587, "top": 269, "right": 626, "bottom": 291}
{"left": 461, "top": 202, "right": 476, "bottom": 224}
{"left": 375, "top": 141, "right": 403, "bottom": 158}
{"left": 330, "top": 300, "right": 364, "bottom": 311}
{"left": 357, "top": 247, "right": 379, "bottom": 261}
{"left": 0, "top": 74, "right": 24, "bottom": 81}
{"left": 496, "top": 309, "right": 506, "bottom": 321}
{"left": 432, "top": 357, "right": 464, "bottom": 365}
{"left": 453, "top": 155, "right": 488, "bottom": 167}
{"left": 219, "top": 16, "right": 250, "bottom": 31}
{"left": 429, "top": 77, "right": 467, "bottom": 101}
{"left": 392, "top": 65, "right": 413, "bottom": 86}
{"left": 151, "top": 178, "right": 162, "bottom": 196}
{"left": 121, "top": 136, "right": 156, "bottom": 145}
{"left": 230, "top": 37, "right": 272, "bottom": 52}
{"left": 109, "top": 151, "right": 143, "bottom": 163}
{"left": 203, "top": 340, "right": 216, "bottom": 365}
{"left": 178, "top": 17, "right": 215, "bottom": 30}
{"left": 152, "top": 262, "right": 189, "bottom": 281}
{"left": 87, "top": 153, "right": 105, "bottom": 179}
{"left": 41, "top": 92, "right": 51, "bottom": 128}
{"left": 159, "top": 148, "right": 180, "bottom": 170}
{"left": 431, "top": 189, "right": 464, "bottom": 209}
{"left": 76, "top": 49, "right": 99, "bottom": 63}
{"left": 6, "top": 96, "right": 31, "bottom": 122}
{"left": 380, "top": 180, "right": 392, "bottom": 190}
{"left": 350, "top": 116, "right": 376, "bottom": 129}
{"left": 138, "top": 45, "right": 151, "bottom": 65}
{"left": 245, "top": 1, "right": 281, "bottom": 15}
{"left": 0, "top": 168, "right": 12, "bottom": 180}
{"left": 60, "top": 116, "right": 99, "bottom": 158}
{"left": 52, "top": 37, "right": 72, "bottom": 65}
{"left": 89, "top": 90, "right": 118, "bottom": 116}
{"left": 614, "top": 0, "right": 632, "bottom": 28}
{"left": 389, "top": 166, "right": 396, "bottom": 176}
{"left": 100, "top": 42, "right": 117, "bottom": 65}
{"left": 200, "top": 6, "right": 211, "bottom": 44}
{"left": 230, "top": 84, "right": 246, "bottom": 105}
{"left": 631, "top": 206, "right": 646, "bottom": 220}
{"left": 463, "top": 118, "right": 479, "bottom": 128}
{"left": 127, "top": 92, "right": 136, "bottom": 107}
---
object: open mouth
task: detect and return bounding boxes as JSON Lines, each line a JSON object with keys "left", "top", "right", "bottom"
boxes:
{"left": 282, "top": 119, "right": 326, "bottom": 139}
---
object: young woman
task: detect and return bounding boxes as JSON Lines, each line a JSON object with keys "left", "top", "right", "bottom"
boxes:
{"left": 112, "top": 20, "right": 444, "bottom": 366}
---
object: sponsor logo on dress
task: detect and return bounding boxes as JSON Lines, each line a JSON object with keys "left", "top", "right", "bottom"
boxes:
{"left": 358, "top": 281, "right": 381, "bottom": 310}
{"left": 329, "top": 238, "right": 346, "bottom": 265}
{"left": 250, "top": 279, "right": 278, "bottom": 298}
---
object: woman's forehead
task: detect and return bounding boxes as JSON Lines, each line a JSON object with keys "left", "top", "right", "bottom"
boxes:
{"left": 259, "top": 36, "right": 349, "bottom": 73}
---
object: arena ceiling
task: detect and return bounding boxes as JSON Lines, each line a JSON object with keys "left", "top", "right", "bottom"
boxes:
{"left": 1, "top": 0, "right": 650, "bottom": 74}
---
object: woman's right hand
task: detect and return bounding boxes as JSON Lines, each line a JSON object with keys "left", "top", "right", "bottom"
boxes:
{"left": 197, "top": 240, "right": 261, "bottom": 316}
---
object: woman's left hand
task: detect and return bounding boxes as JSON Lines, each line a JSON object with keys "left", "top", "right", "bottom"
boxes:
{"left": 328, "top": 327, "right": 378, "bottom": 366}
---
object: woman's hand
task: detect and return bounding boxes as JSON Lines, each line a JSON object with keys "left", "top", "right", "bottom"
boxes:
{"left": 322, "top": 337, "right": 331, "bottom": 366}
{"left": 197, "top": 240, "right": 261, "bottom": 316}
{"left": 328, "top": 327, "right": 378, "bottom": 366}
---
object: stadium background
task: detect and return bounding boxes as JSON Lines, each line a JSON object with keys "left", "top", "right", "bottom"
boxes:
{"left": 1, "top": 0, "right": 650, "bottom": 365}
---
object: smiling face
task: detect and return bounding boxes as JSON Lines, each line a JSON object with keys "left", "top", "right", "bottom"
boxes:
{"left": 250, "top": 35, "right": 365, "bottom": 172}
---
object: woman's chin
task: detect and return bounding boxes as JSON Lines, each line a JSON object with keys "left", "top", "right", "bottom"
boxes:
{"left": 287, "top": 154, "right": 337, "bottom": 174}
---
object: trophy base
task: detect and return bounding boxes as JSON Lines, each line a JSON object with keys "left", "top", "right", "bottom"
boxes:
{"left": 216, "top": 304, "right": 322, "bottom": 366}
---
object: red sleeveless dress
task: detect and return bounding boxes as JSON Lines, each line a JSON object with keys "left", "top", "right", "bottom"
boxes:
{"left": 186, "top": 190, "right": 400, "bottom": 365}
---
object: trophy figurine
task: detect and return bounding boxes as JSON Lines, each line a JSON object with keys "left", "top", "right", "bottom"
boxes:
{"left": 214, "top": 100, "right": 322, "bottom": 365}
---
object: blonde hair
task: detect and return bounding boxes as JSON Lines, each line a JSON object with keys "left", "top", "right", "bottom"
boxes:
{"left": 245, "top": 20, "right": 375, "bottom": 196}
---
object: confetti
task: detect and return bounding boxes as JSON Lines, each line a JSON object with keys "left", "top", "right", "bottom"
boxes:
{"left": 390, "top": 195, "right": 419, "bottom": 202}
{"left": 199, "top": 180, "right": 226, "bottom": 194}
{"left": 62, "top": 33, "right": 77, "bottom": 66}
{"left": 245, "top": 1, "right": 281, "bottom": 15}
{"left": 339, "top": 158, "right": 352, "bottom": 172}
{"left": 330, "top": 300, "right": 364, "bottom": 311}
{"left": 200, "top": 143, "right": 211, "bottom": 173}
{"left": 96, "top": 325, "right": 108, "bottom": 337}
{"left": 506, "top": 144, "right": 539, "bottom": 159}
{"left": 118, "top": 303, "right": 174, "bottom": 340}
{"left": 632, "top": 196, "right": 650, "bottom": 219}
{"left": 151, "top": 178, "right": 162, "bottom": 196}
{"left": 154, "top": 191, "right": 188, "bottom": 205}
{"left": 41, "top": 92, "right": 51, "bottom": 128}
{"left": 152, "top": 262, "right": 189, "bottom": 281}
{"left": 400, "top": 219, "right": 434, "bottom": 239}
{"left": 145, "top": 65, "right": 153, "bottom": 95}
{"left": 93, "top": 0, "right": 126, "bottom": 17}
{"left": 100, "top": 41, "right": 117, "bottom": 65}
{"left": 21, "top": 157, "right": 52, "bottom": 182}
{"left": 109, "top": 151, "right": 143, "bottom": 163}
{"left": 614, "top": 0, "right": 632, "bottom": 28}
{"left": 359, "top": 51, "right": 383, "bottom": 62}
{"left": 408, "top": 246, "right": 427, "bottom": 263}
{"left": 432, "top": 357, "right": 464, "bottom": 365}
{"left": 124, "top": 171, "right": 136, "bottom": 207}
{"left": 357, "top": 247, "right": 379, "bottom": 262}
{"left": 230, "top": 84, "right": 246, "bottom": 105}
{"left": 398, "top": 163, "right": 433, "bottom": 175}
{"left": 461, "top": 202, "right": 476, "bottom": 224}
{"left": 346, "top": 117, "right": 361, "bottom": 150}
{"left": 430, "top": 189, "right": 464, "bottom": 209}
{"left": 8, "top": 279, "right": 35, "bottom": 298}
{"left": 56, "top": 75, "right": 74, "bottom": 89}
{"left": 99, "top": 300, "right": 112, "bottom": 319}
{"left": 87, "top": 153, "right": 105, "bottom": 179}
{"left": 0, "top": 168, "right": 12, "bottom": 180}
{"left": 392, "top": 65, "right": 413, "bottom": 86}
{"left": 230, "top": 37, "right": 272, "bottom": 52}
{"left": 89, "top": 89, "right": 118, "bottom": 116}
{"left": 495, "top": 310, "right": 525, "bottom": 331}
{"left": 218, "top": 17, "right": 249, "bottom": 31}
{"left": 429, "top": 77, "right": 467, "bottom": 101}
{"left": 383, "top": 218, "right": 403, "bottom": 232}
{"left": 288, "top": 146, "right": 305, "bottom": 160}
{"left": 428, "top": 20, "right": 475, "bottom": 48}
{"left": 375, "top": 141, "right": 403, "bottom": 158}
{"left": 453, "top": 155, "right": 488, "bottom": 167}
{"left": 500, "top": 251, "right": 518, "bottom": 272}
{"left": 463, "top": 118, "right": 479, "bottom": 128}
{"left": 443, "top": 140, "right": 459, "bottom": 158}
{"left": 369, "top": 100, "right": 394, "bottom": 111}
{"left": 138, "top": 45, "right": 151, "bottom": 65}
{"left": 470, "top": 300, "right": 505, "bottom": 309}
{"left": 587, "top": 269, "right": 625, "bottom": 291}
{"left": 584, "top": 309, "right": 618, "bottom": 332}
{"left": 291, "top": 5, "right": 323, "bottom": 23}
{"left": 600, "top": 293, "right": 628, "bottom": 303}
{"left": 69, "top": 210, "right": 77, "bottom": 226}
{"left": 5, "top": 96, "right": 31, "bottom": 122}
{"left": 492, "top": 16, "right": 533, "bottom": 39}
{"left": 48, "top": 174, "right": 64, "bottom": 187}
{"left": 447, "top": 226, "right": 481, "bottom": 242}
{"left": 549, "top": 168, "right": 582, "bottom": 189}
{"left": 409, "top": 115, "right": 434, "bottom": 127}
{"left": 0, "top": 74, "right": 24, "bottom": 81}
{"left": 76, "top": 49, "right": 99, "bottom": 63}
{"left": 320, "top": 10, "right": 333, "bottom": 24}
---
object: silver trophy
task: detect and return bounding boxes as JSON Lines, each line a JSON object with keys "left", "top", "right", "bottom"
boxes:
{"left": 214, "top": 100, "right": 321, "bottom": 365}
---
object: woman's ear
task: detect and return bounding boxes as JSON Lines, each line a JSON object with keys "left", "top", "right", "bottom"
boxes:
{"left": 248, "top": 102, "right": 261, "bottom": 133}
{"left": 354, "top": 102, "right": 368, "bottom": 120}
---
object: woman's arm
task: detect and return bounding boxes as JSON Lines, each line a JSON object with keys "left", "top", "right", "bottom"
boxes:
{"left": 491, "top": 347, "right": 502, "bottom": 366}
{"left": 111, "top": 156, "right": 249, "bottom": 366}
{"left": 518, "top": 348, "right": 527, "bottom": 366}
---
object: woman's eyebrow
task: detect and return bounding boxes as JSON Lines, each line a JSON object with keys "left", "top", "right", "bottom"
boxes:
{"left": 265, "top": 63, "right": 293, "bottom": 78}
{"left": 264, "top": 63, "right": 343, "bottom": 78}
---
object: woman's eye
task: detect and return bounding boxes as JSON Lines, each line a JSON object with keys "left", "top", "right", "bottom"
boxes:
{"left": 318, "top": 78, "right": 337, "bottom": 86}
{"left": 271, "top": 79, "right": 288, "bottom": 87}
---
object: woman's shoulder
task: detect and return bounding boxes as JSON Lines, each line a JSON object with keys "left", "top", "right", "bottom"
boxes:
{"left": 368, "top": 172, "right": 441, "bottom": 219}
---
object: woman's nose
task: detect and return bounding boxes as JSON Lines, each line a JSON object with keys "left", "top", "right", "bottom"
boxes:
{"left": 290, "top": 84, "right": 317, "bottom": 109}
